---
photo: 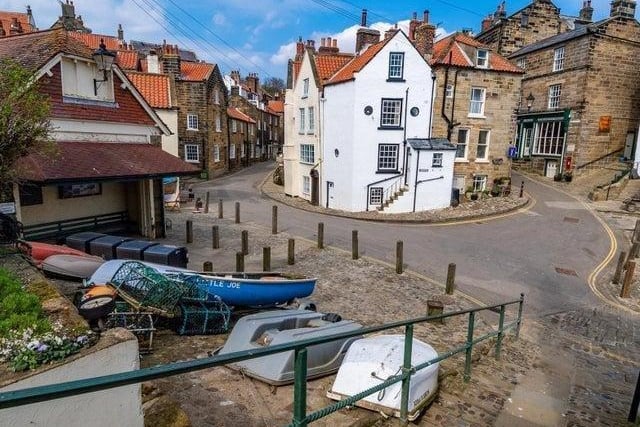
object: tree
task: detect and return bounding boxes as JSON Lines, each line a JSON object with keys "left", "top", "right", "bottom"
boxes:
{"left": 261, "top": 77, "right": 285, "bottom": 95}
{"left": 0, "top": 58, "right": 54, "bottom": 190}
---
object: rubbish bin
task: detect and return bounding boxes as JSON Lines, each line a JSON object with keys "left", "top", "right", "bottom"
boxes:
{"left": 89, "top": 235, "right": 133, "bottom": 260}
{"left": 65, "top": 232, "right": 107, "bottom": 253}
{"left": 451, "top": 188, "right": 461, "bottom": 207}
{"left": 116, "top": 240, "right": 158, "bottom": 260}
{"left": 142, "top": 244, "right": 188, "bottom": 268}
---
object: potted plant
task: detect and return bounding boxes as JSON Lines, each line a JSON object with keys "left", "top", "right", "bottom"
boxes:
{"left": 470, "top": 192, "right": 479, "bottom": 201}
{"left": 563, "top": 172, "right": 573, "bottom": 182}
{"left": 553, "top": 173, "right": 563, "bottom": 182}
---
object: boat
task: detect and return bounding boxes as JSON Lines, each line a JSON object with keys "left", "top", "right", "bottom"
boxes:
{"left": 87, "top": 259, "right": 193, "bottom": 286}
{"left": 41, "top": 254, "right": 105, "bottom": 280}
{"left": 327, "top": 335, "right": 440, "bottom": 421}
{"left": 22, "top": 241, "right": 93, "bottom": 266}
{"left": 182, "top": 272, "right": 316, "bottom": 307}
{"left": 218, "top": 309, "right": 362, "bottom": 385}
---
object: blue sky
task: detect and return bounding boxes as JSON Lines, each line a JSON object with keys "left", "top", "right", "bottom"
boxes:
{"left": 0, "top": 0, "right": 618, "bottom": 80}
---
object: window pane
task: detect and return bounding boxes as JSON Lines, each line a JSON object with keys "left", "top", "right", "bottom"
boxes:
{"left": 477, "top": 130, "right": 489, "bottom": 159}
{"left": 370, "top": 187, "right": 383, "bottom": 205}
{"left": 389, "top": 53, "right": 404, "bottom": 78}
{"left": 378, "top": 144, "right": 398, "bottom": 170}
{"left": 469, "top": 88, "right": 485, "bottom": 115}
{"left": 432, "top": 153, "right": 443, "bottom": 167}
{"left": 381, "top": 99, "right": 402, "bottom": 127}
{"left": 456, "top": 129, "right": 468, "bottom": 158}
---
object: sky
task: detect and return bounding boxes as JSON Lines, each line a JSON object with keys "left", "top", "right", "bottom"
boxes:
{"left": 0, "top": 0, "right": 618, "bottom": 80}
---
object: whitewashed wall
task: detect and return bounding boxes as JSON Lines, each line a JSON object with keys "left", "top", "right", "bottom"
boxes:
{"left": 157, "top": 109, "right": 179, "bottom": 157}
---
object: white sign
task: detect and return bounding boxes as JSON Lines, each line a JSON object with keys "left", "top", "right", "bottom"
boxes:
{"left": 0, "top": 202, "right": 16, "bottom": 215}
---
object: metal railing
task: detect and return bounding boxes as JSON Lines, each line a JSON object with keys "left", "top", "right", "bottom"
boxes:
{"left": 0, "top": 294, "right": 525, "bottom": 426}
{"left": 380, "top": 177, "right": 406, "bottom": 209}
{"left": 365, "top": 173, "right": 403, "bottom": 211}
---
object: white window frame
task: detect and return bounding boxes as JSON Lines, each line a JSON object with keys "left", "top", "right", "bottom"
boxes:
{"left": 517, "top": 57, "right": 526, "bottom": 70}
{"left": 249, "top": 124, "right": 254, "bottom": 136}
{"left": 184, "top": 144, "right": 200, "bottom": 163}
{"left": 548, "top": 84, "right": 561, "bottom": 109}
{"left": 456, "top": 128, "right": 469, "bottom": 160}
{"left": 369, "top": 187, "right": 383, "bottom": 205}
{"left": 469, "top": 88, "right": 486, "bottom": 117}
{"left": 300, "top": 144, "right": 315, "bottom": 164}
{"left": 553, "top": 47, "right": 565, "bottom": 72}
{"left": 388, "top": 52, "right": 404, "bottom": 79}
{"left": 230, "top": 143, "right": 236, "bottom": 159}
{"left": 302, "top": 175, "right": 311, "bottom": 195}
{"left": 380, "top": 98, "right": 403, "bottom": 128}
{"left": 532, "top": 120, "right": 564, "bottom": 156}
{"left": 476, "top": 49, "right": 489, "bottom": 68}
{"left": 231, "top": 119, "right": 237, "bottom": 133}
{"left": 213, "top": 89, "right": 220, "bottom": 105}
{"left": 241, "top": 141, "right": 245, "bottom": 158}
{"left": 215, "top": 113, "right": 221, "bottom": 132}
{"left": 213, "top": 144, "right": 220, "bottom": 162}
{"left": 308, "top": 106, "right": 315, "bottom": 133}
{"left": 377, "top": 144, "right": 399, "bottom": 171}
{"left": 299, "top": 108, "right": 306, "bottom": 133}
{"left": 445, "top": 84, "right": 454, "bottom": 99}
{"left": 473, "top": 175, "right": 487, "bottom": 192}
{"left": 432, "top": 152, "right": 443, "bottom": 167}
{"left": 187, "top": 114, "right": 199, "bottom": 131}
{"left": 476, "top": 130, "right": 490, "bottom": 160}
{"left": 302, "top": 78, "right": 309, "bottom": 97}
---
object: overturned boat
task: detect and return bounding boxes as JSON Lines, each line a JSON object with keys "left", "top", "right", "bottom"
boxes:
{"left": 327, "top": 335, "right": 439, "bottom": 421}
{"left": 218, "top": 309, "right": 362, "bottom": 385}
{"left": 41, "top": 254, "right": 105, "bottom": 280}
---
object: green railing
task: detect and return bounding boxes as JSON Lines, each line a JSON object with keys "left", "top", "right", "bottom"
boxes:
{"left": 0, "top": 294, "right": 525, "bottom": 426}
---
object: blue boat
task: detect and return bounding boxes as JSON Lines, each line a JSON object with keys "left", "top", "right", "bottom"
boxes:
{"left": 181, "top": 272, "right": 316, "bottom": 307}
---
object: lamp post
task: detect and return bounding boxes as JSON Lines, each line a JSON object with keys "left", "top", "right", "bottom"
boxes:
{"left": 92, "top": 39, "right": 116, "bottom": 96}
{"left": 526, "top": 92, "right": 535, "bottom": 112}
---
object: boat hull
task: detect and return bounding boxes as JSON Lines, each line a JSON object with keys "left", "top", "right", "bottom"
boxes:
{"left": 41, "top": 254, "right": 105, "bottom": 280}
{"left": 185, "top": 274, "right": 316, "bottom": 307}
{"left": 26, "top": 241, "right": 92, "bottom": 265}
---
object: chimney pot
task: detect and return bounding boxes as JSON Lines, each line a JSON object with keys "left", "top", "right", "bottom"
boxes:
{"left": 423, "top": 10, "right": 429, "bottom": 23}
{"left": 412, "top": 11, "right": 417, "bottom": 20}
{"left": 361, "top": 9, "right": 368, "bottom": 27}
{"left": 321, "top": 37, "right": 326, "bottom": 47}
{"left": 332, "top": 38, "right": 337, "bottom": 48}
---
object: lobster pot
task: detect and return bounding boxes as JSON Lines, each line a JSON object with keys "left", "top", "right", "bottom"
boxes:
{"left": 66, "top": 232, "right": 107, "bottom": 253}
{"left": 177, "top": 298, "right": 231, "bottom": 336}
{"left": 89, "top": 236, "right": 133, "bottom": 260}
{"left": 116, "top": 240, "right": 158, "bottom": 260}
{"left": 143, "top": 244, "right": 188, "bottom": 268}
{"left": 106, "top": 312, "right": 155, "bottom": 353}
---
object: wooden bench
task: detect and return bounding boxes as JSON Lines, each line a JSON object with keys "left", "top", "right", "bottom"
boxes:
{"left": 22, "top": 211, "right": 132, "bottom": 241}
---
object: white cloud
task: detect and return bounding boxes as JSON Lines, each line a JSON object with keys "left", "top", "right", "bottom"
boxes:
{"left": 270, "top": 41, "right": 296, "bottom": 65}
{"left": 212, "top": 12, "right": 226, "bottom": 27}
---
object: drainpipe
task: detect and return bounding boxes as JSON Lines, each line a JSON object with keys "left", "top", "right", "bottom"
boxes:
{"left": 429, "top": 70, "right": 436, "bottom": 138}
{"left": 412, "top": 150, "right": 421, "bottom": 212}
{"left": 226, "top": 115, "right": 232, "bottom": 172}
{"left": 403, "top": 87, "right": 409, "bottom": 186}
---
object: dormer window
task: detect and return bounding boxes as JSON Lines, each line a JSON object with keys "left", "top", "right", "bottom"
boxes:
{"left": 476, "top": 49, "right": 489, "bottom": 68}
{"left": 388, "top": 52, "right": 405, "bottom": 81}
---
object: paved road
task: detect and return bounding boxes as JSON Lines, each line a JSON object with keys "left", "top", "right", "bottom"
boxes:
{"left": 193, "top": 162, "right": 611, "bottom": 317}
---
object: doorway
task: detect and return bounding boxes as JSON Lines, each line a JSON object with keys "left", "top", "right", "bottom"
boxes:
{"left": 545, "top": 160, "right": 558, "bottom": 178}
{"left": 624, "top": 132, "right": 636, "bottom": 160}
{"left": 310, "top": 169, "right": 319, "bottom": 206}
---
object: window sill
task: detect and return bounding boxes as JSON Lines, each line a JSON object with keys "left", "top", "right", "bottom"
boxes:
{"left": 300, "top": 161, "right": 315, "bottom": 165}
{"left": 185, "top": 159, "right": 200, "bottom": 163}
{"left": 186, "top": 128, "right": 199, "bottom": 132}
{"left": 467, "top": 114, "right": 486, "bottom": 119}
{"left": 386, "top": 78, "right": 405, "bottom": 83}
{"left": 475, "top": 160, "right": 490, "bottom": 163}
{"left": 376, "top": 170, "right": 400, "bottom": 174}
{"left": 307, "top": 131, "right": 315, "bottom": 135}
{"left": 377, "top": 126, "right": 404, "bottom": 131}
{"left": 431, "top": 165, "right": 443, "bottom": 168}
{"left": 62, "top": 96, "right": 117, "bottom": 107}
{"left": 301, "top": 95, "right": 308, "bottom": 99}
{"left": 454, "top": 159, "right": 469, "bottom": 163}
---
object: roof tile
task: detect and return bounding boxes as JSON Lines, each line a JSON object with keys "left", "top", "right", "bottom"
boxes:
{"left": 326, "top": 37, "right": 391, "bottom": 85}
{"left": 125, "top": 71, "right": 171, "bottom": 109}
{"left": 180, "top": 61, "right": 214, "bottom": 81}
{"left": 268, "top": 100, "right": 284, "bottom": 113}
{"left": 314, "top": 54, "right": 354, "bottom": 82}
{"left": 432, "top": 33, "right": 523, "bottom": 73}
{"left": 227, "top": 107, "right": 256, "bottom": 123}
{"left": 0, "top": 11, "right": 35, "bottom": 37}
{"left": 68, "top": 32, "right": 122, "bottom": 50}
{"left": 116, "top": 50, "right": 138, "bottom": 70}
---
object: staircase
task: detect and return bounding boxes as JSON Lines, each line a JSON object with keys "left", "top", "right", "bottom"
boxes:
{"left": 376, "top": 185, "right": 409, "bottom": 212}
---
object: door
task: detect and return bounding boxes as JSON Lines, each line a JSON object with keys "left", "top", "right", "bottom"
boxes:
{"left": 545, "top": 160, "right": 558, "bottom": 178}
{"left": 520, "top": 124, "right": 534, "bottom": 157}
{"left": 310, "top": 169, "right": 319, "bottom": 206}
{"left": 624, "top": 132, "right": 635, "bottom": 160}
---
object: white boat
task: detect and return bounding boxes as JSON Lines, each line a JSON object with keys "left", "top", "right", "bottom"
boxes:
{"left": 327, "top": 335, "right": 439, "bottom": 421}
{"left": 219, "top": 310, "right": 362, "bottom": 385}
{"left": 87, "top": 259, "right": 193, "bottom": 285}
{"left": 41, "top": 254, "right": 105, "bottom": 280}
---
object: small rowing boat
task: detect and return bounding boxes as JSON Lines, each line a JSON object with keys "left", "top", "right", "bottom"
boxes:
{"left": 41, "top": 254, "right": 105, "bottom": 280}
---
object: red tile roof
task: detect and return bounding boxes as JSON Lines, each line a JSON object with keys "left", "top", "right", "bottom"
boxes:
{"left": 227, "top": 107, "right": 256, "bottom": 123}
{"left": 68, "top": 32, "right": 122, "bottom": 50}
{"left": 125, "top": 72, "right": 171, "bottom": 109}
{"left": 326, "top": 37, "right": 391, "bottom": 85}
{"left": 0, "top": 11, "right": 35, "bottom": 37}
{"left": 180, "top": 61, "right": 214, "bottom": 81}
{"left": 267, "top": 100, "right": 284, "bottom": 114}
{"left": 314, "top": 53, "right": 353, "bottom": 82}
{"left": 17, "top": 141, "right": 199, "bottom": 183}
{"left": 116, "top": 50, "right": 139, "bottom": 70}
{"left": 431, "top": 33, "right": 523, "bottom": 73}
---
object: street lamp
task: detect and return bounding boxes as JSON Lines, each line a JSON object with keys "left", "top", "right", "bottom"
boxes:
{"left": 92, "top": 39, "right": 116, "bottom": 95}
{"left": 526, "top": 92, "right": 535, "bottom": 112}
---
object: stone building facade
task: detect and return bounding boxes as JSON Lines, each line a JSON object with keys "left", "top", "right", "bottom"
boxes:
{"left": 509, "top": 0, "right": 640, "bottom": 177}
{"left": 430, "top": 32, "right": 524, "bottom": 195}
{"left": 227, "top": 107, "right": 256, "bottom": 170}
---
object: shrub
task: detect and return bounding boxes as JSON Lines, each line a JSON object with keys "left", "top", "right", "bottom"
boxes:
{"left": 0, "top": 269, "right": 51, "bottom": 337}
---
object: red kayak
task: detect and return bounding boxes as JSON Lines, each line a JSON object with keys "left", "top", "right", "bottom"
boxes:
{"left": 22, "top": 241, "right": 93, "bottom": 266}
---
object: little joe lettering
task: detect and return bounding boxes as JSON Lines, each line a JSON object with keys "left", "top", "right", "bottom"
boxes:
{"left": 209, "top": 280, "right": 241, "bottom": 289}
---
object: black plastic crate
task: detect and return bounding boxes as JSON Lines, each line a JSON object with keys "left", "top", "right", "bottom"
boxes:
{"left": 89, "top": 235, "right": 133, "bottom": 260}
{"left": 65, "top": 232, "right": 107, "bottom": 253}
{"left": 142, "top": 244, "right": 188, "bottom": 268}
{"left": 116, "top": 240, "right": 158, "bottom": 260}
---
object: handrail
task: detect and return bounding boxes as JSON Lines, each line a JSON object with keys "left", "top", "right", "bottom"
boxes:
{"left": 0, "top": 294, "right": 525, "bottom": 426}
{"left": 365, "top": 173, "right": 403, "bottom": 211}
{"left": 575, "top": 148, "right": 624, "bottom": 170}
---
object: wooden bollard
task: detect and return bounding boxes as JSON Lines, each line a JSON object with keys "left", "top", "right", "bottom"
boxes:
{"left": 288, "top": 239, "right": 295, "bottom": 265}
{"left": 427, "top": 300, "right": 444, "bottom": 324}
{"left": 272, "top": 205, "right": 278, "bottom": 234}
{"left": 236, "top": 252, "right": 245, "bottom": 272}
{"left": 613, "top": 251, "right": 627, "bottom": 284}
{"left": 218, "top": 199, "right": 223, "bottom": 219}
{"left": 621, "top": 260, "right": 636, "bottom": 298}
{"left": 352, "top": 230, "right": 359, "bottom": 260}
{"left": 235, "top": 202, "right": 240, "bottom": 224}
{"left": 317, "top": 223, "right": 324, "bottom": 249}
{"left": 263, "top": 247, "right": 271, "bottom": 272}
{"left": 633, "top": 219, "right": 640, "bottom": 243}
{"left": 446, "top": 263, "right": 457, "bottom": 295}
{"left": 631, "top": 242, "right": 640, "bottom": 259}
{"left": 519, "top": 181, "right": 524, "bottom": 198}
{"left": 204, "top": 191, "right": 210, "bottom": 214}
{"left": 212, "top": 225, "right": 219, "bottom": 249}
{"left": 396, "top": 241, "right": 403, "bottom": 274}
{"left": 241, "top": 230, "right": 249, "bottom": 255}
{"left": 186, "top": 220, "right": 193, "bottom": 244}
{"left": 203, "top": 261, "right": 213, "bottom": 272}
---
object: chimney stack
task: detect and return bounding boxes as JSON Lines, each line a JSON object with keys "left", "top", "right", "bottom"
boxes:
{"left": 295, "top": 36, "right": 304, "bottom": 59}
{"left": 355, "top": 9, "right": 380, "bottom": 53}
{"left": 385, "top": 24, "right": 399, "bottom": 40}
{"left": 481, "top": 14, "right": 493, "bottom": 32}
{"left": 245, "top": 73, "right": 260, "bottom": 93}
{"left": 161, "top": 42, "right": 181, "bottom": 79}
{"left": 414, "top": 10, "right": 436, "bottom": 61}
{"left": 610, "top": 0, "right": 636, "bottom": 18}
{"left": 409, "top": 11, "right": 419, "bottom": 40}
{"left": 496, "top": 1, "right": 507, "bottom": 18}
{"left": 117, "top": 23, "right": 124, "bottom": 41}
{"left": 147, "top": 50, "right": 160, "bottom": 73}
{"left": 318, "top": 36, "right": 340, "bottom": 55}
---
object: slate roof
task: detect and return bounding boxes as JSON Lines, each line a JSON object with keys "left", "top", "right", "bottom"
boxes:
{"left": 130, "top": 40, "right": 198, "bottom": 61}
{"left": 125, "top": 71, "right": 172, "bottom": 109}
{"left": 508, "top": 20, "right": 602, "bottom": 57}
{"left": 326, "top": 36, "right": 391, "bottom": 85}
{"left": 17, "top": 141, "right": 199, "bottom": 183}
{"left": 227, "top": 107, "right": 256, "bottom": 123}
{"left": 407, "top": 138, "right": 457, "bottom": 151}
{"left": 0, "top": 28, "right": 93, "bottom": 70}
{"left": 432, "top": 33, "right": 523, "bottom": 73}
{"left": 181, "top": 60, "right": 214, "bottom": 81}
